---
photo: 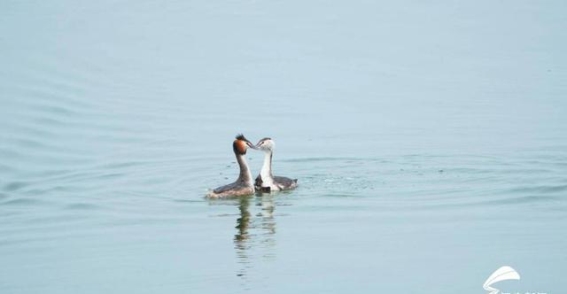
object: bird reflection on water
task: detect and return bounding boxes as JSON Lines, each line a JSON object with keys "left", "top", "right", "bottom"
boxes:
{"left": 234, "top": 196, "right": 252, "bottom": 244}
{"left": 234, "top": 195, "right": 277, "bottom": 281}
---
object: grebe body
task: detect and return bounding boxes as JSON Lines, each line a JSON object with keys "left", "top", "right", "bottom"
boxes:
{"left": 208, "top": 135, "right": 257, "bottom": 198}
{"left": 254, "top": 138, "right": 298, "bottom": 193}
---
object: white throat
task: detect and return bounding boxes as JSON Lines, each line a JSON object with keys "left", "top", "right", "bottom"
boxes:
{"left": 260, "top": 151, "right": 274, "bottom": 181}
{"left": 236, "top": 153, "right": 253, "bottom": 185}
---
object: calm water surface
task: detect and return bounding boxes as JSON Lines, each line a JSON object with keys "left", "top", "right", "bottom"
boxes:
{"left": 1, "top": 1, "right": 566, "bottom": 293}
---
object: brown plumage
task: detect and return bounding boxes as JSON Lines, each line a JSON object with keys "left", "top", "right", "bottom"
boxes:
{"left": 207, "top": 134, "right": 257, "bottom": 198}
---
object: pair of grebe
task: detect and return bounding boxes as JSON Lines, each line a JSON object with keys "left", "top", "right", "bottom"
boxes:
{"left": 207, "top": 134, "right": 298, "bottom": 198}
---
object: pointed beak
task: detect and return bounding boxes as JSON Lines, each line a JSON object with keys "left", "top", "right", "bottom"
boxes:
{"left": 246, "top": 141, "right": 258, "bottom": 150}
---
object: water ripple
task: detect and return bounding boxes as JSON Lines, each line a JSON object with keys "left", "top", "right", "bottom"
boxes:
{"left": 507, "top": 184, "right": 567, "bottom": 194}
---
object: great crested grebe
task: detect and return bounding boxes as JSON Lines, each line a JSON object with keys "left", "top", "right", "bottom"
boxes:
{"left": 207, "top": 134, "right": 257, "bottom": 198}
{"left": 254, "top": 138, "right": 298, "bottom": 192}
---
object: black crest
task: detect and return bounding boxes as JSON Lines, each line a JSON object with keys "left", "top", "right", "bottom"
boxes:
{"left": 235, "top": 134, "right": 248, "bottom": 141}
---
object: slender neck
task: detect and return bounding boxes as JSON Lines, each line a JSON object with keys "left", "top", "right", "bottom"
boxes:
{"left": 236, "top": 152, "right": 252, "bottom": 184}
{"left": 261, "top": 151, "right": 273, "bottom": 178}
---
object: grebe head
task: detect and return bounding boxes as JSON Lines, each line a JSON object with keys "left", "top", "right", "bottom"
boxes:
{"left": 255, "top": 137, "right": 275, "bottom": 152}
{"left": 233, "top": 134, "right": 257, "bottom": 155}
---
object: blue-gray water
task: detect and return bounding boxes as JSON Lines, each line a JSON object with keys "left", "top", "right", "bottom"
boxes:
{"left": 1, "top": 1, "right": 566, "bottom": 293}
